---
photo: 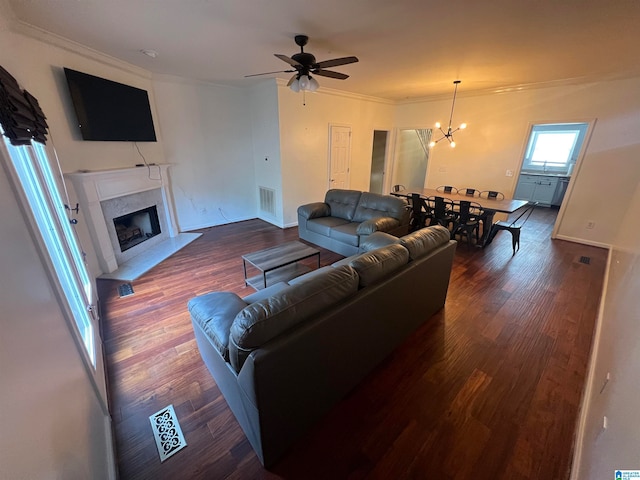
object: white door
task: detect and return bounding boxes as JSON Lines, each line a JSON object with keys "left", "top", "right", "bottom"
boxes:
{"left": 329, "top": 125, "right": 351, "bottom": 189}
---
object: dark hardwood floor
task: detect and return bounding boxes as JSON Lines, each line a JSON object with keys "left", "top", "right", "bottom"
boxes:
{"left": 98, "top": 207, "right": 607, "bottom": 479}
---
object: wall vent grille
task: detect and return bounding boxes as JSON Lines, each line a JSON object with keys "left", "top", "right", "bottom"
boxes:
{"left": 259, "top": 187, "right": 276, "bottom": 217}
{"left": 579, "top": 256, "right": 591, "bottom": 265}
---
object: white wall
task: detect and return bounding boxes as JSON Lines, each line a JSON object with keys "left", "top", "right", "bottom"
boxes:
{"left": 277, "top": 85, "right": 395, "bottom": 226}
{"left": 0, "top": 159, "right": 113, "bottom": 479}
{"left": 249, "top": 79, "right": 283, "bottom": 226}
{"left": 395, "top": 78, "right": 640, "bottom": 246}
{"left": 0, "top": 14, "right": 169, "bottom": 279}
{"left": 152, "top": 75, "right": 256, "bottom": 230}
{"left": 573, "top": 182, "right": 640, "bottom": 478}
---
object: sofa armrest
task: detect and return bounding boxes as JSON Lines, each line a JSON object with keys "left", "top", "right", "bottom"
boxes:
{"left": 356, "top": 217, "right": 400, "bottom": 235}
{"left": 297, "top": 202, "right": 330, "bottom": 220}
{"left": 358, "top": 231, "right": 401, "bottom": 252}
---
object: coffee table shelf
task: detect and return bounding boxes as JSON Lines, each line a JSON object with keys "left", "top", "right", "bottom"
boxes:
{"left": 242, "top": 241, "right": 320, "bottom": 290}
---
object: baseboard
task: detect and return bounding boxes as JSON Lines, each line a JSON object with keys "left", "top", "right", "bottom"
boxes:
{"left": 554, "top": 234, "right": 611, "bottom": 249}
{"left": 180, "top": 215, "right": 255, "bottom": 231}
{"left": 105, "top": 415, "right": 118, "bottom": 480}
{"left": 569, "top": 246, "right": 613, "bottom": 479}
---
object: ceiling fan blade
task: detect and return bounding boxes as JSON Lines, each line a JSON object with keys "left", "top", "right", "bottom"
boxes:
{"left": 275, "top": 54, "right": 302, "bottom": 67}
{"left": 313, "top": 69, "right": 349, "bottom": 80}
{"left": 314, "top": 56, "right": 359, "bottom": 69}
{"left": 286, "top": 74, "right": 298, "bottom": 86}
{"left": 244, "top": 69, "right": 295, "bottom": 78}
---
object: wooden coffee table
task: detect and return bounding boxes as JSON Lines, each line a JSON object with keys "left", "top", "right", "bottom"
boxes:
{"left": 242, "top": 241, "right": 320, "bottom": 290}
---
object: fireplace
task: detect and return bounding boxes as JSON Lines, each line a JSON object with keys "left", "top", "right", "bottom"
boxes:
{"left": 65, "top": 165, "right": 201, "bottom": 278}
{"left": 113, "top": 205, "right": 161, "bottom": 252}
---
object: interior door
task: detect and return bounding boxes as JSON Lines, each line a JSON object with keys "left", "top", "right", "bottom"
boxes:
{"left": 329, "top": 125, "right": 352, "bottom": 189}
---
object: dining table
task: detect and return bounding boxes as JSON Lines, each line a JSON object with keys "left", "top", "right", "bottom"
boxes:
{"left": 391, "top": 186, "right": 530, "bottom": 247}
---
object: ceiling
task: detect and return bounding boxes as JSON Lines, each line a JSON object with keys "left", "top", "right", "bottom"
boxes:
{"left": 7, "top": 0, "right": 640, "bottom": 100}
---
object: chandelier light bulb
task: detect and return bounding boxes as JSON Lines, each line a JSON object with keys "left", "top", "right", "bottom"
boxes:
{"left": 435, "top": 122, "right": 441, "bottom": 129}
{"left": 460, "top": 123, "right": 467, "bottom": 129}
{"left": 450, "top": 141, "right": 456, "bottom": 148}
{"left": 428, "top": 141, "right": 436, "bottom": 148}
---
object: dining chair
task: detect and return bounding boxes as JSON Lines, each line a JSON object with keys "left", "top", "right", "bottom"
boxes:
{"left": 451, "top": 200, "right": 484, "bottom": 247}
{"left": 409, "top": 193, "right": 430, "bottom": 232}
{"left": 392, "top": 184, "right": 406, "bottom": 193}
{"left": 425, "top": 196, "right": 456, "bottom": 233}
{"left": 436, "top": 185, "right": 458, "bottom": 194}
{"left": 485, "top": 202, "right": 538, "bottom": 254}
{"left": 479, "top": 190, "right": 505, "bottom": 200}
{"left": 459, "top": 188, "right": 480, "bottom": 197}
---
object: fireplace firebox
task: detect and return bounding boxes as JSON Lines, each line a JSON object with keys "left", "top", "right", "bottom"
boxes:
{"left": 113, "top": 205, "right": 161, "bottom": 252}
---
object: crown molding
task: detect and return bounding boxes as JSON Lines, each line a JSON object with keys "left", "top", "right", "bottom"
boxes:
{"left": 10, "top": 19, "right": 152, "bottom": 80}
{"left": 396, "top": 72, "right": 640, "bottom": 105}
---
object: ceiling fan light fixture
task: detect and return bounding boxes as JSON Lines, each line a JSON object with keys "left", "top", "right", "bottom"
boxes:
{"left": 298, "top": 75, "right": 311, "bottom": 90}
{"left": 248, "top": 35, "right": 358, "bottom": 98}
{"left": 308, "top": 76, "right": 320, "bottom": 92}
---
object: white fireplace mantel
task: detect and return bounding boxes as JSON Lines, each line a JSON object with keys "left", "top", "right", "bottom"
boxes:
{"left": 66, "top": 164, "right": 179, "bottom": 274}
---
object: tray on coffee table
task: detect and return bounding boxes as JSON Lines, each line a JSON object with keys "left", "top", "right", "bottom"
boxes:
{"left": 242, "top": 241, "right": 320, "bottom": 290}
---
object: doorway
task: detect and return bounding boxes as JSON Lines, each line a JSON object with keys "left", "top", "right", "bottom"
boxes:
{"left": 391, "top": 128, "right": 432, "bottom": 189}
{"left": 369, "top": 130, "right": 388, "bottom": 194}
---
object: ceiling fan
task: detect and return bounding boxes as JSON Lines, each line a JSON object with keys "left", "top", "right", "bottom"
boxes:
{"left": 246, "top": 35, "right": 359, "bottom": 92}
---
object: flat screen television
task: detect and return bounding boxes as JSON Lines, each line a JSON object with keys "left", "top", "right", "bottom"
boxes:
{"left": 63, "top": 67, "right": 157, "bottom": 142}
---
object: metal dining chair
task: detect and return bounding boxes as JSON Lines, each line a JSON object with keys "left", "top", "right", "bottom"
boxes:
{"left": 451, "top": 200, "right": 484, "bottom": 247}
{"left": 425, "top": 196, "right": 456, "bottom": 233}
{"left": 459, "top": 188, "right": 480, "bottom": 197}
{"left": 409, "top": 193, "right": 430, "bottom": 232}
{"left": 479, "top": 190, "right": 505, "bottom": 200}
{"left": 436, "top": 185, "right": 458, "bottom": 194}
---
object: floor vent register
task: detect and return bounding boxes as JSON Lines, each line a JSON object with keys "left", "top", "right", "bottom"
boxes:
{"left": 149, "top": 404, "right": 187, "bottom": 462}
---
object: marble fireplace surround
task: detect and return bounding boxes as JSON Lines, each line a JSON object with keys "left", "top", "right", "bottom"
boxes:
{"left": 66, "top": 165, "right": 200, "bottom": 280}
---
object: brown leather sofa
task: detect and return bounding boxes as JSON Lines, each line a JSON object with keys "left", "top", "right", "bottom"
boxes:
{"left": 187, "top": 226, "right": 456, "bottom": 467}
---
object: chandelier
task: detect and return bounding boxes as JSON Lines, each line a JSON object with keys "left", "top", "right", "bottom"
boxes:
{"left": 429, "top": 80, "right": 467, "bottom": 148}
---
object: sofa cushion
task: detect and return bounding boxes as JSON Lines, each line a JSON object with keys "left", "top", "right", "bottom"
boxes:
{"left": 359, "top": 231, "right": 401, "bottom": 252}
{"left": 324, "top": 189, "right": 362, "bottom": 221}
{"left": 229, "top": 265, "right": 359, "bottom": 371}
{"left": 330, "top": 222, "right": 360, "bottom": 246}
{"left": 188, "top": 292, "right": 248, "bottom": 361}
{"left": 349, "top": 244, "right": 409, "bottom": 288}
{"left": 352, "top": 192, "right": 407, "bottom": 223}
{"left": 306, "top": 216, "right": 351, "bottom": 236}
{"left": 400, "top": 225, "right": 451, "bottom": 260}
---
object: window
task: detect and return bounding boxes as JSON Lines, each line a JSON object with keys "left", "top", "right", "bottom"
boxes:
{"left": 522, "top": 123, "right": 589, "bottom": 174}
{"left": 1, "top": 130, "right": 96, "bottom": 367}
